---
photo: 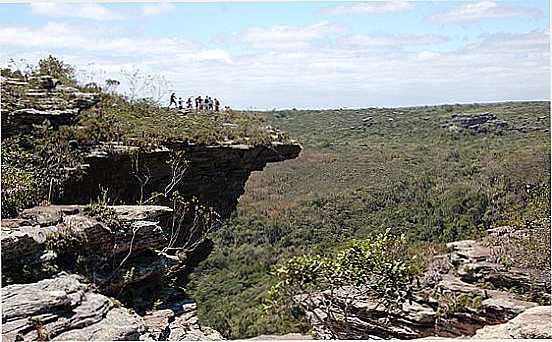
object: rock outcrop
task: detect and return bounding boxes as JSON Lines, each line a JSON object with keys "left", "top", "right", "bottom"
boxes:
{"left": 2, "top": 273, "right": 224, "bottom": 341}
{"left": 302, "top": 225, "right": 551, "bottom": 340}
{"left": 1, "top": 204, "right": 218, "bottom": 296}
{"left": 2, "top": 273, "right": 145, "bottom": 341}
{"left": 442, "top": 111, "right": 549, "bottom": 134}
{"left": 140, "top": 302, "right": 224, "bottom": 341}
{"left": 1, "top": 75, "right": 100, "bottom": 136}
{"left": 1, "top": 68, "right": 302, "bottom": 340}
{"left": 471, "top": 306, "right": 552, "bottom": 339}
{"left": 60, "top": 142, "right": 301, "bottom": 219}
{"left": 0, "top": 204, "right": 227, "bottom": 341}
{"left": 443, "top": 112, "right": 508, "bottom": 134}
{"left": 305, "top": 287, "right": 436, "bottom": 339}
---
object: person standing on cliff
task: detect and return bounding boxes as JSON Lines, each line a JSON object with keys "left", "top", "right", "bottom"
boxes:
{"left": 169, "top": 92, "right": 177, "bottom": 108}
{"left": 214, "top": 98, "right": 220, "bottom": 112}
{"left": 187, "top": 97, "right": 193, "bottom": 110}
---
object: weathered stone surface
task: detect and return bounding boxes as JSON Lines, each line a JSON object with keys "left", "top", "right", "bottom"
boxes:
{"left": 444, "top": 112, "right": 510, "bottom": 134}
{"left": 1, "top": 205, "right": 172, "bottom": 291}
{"left": 304, "top": 287, "right": 437, "bottom": 339}
{"left": 1, "top": 75, "right": 100, "bottom": 136}
{"left": 472, "top": 306, "right": 552, "bottom": 339}
{"left": 249, "top": 333, "right": 313, "bottom": 340}
{"left": 2, "top": 273, "right": 145, "bottom": 341}
{"left": 303, "top": 227, "right": 549, "bottom": 340}
{"left": 61, "top": 142, "right": 302, "bottom": 219}
{"left": 167, "top": 303, "right": 224, "bottom": 341}
{"left": 447, "top": 236, "right": 550, "bottom": 301}
{"left": 1, "top": 224, "right": 59, "bottom": 265}
{"left": 140, "top": 302, "right": 224, "bottom": 341}
{"left": 111, "top": 205, "right": 173, "bottom": 223}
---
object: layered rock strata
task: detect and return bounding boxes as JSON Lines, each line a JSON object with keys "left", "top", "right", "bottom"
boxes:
{"left": 1, "top": 75, "right": 100, "bottom": 136}
{"left": 303, "top": 225, "right": 550, "bottom": 339}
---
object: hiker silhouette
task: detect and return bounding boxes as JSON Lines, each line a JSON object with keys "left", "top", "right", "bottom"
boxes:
{"left": 169, "top": 93, "right": 177, "bottom": 108}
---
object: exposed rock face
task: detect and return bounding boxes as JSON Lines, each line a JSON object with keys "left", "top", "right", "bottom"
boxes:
{"left": 2, "top": 273, "right": 223, "bottom": 341}
{"left": 443, "top": 112, "right": 508, "bottom": 134}
{"left": 140, "top": 302, "right": 224, "bottom": 341}
{"left": 1, "top": 205, "right": 226, "bottom": 341}
{"left": 1, "top": 205, "right": 177, "bottom": 292}
{"left": 1, "top": 75, "right": 100, "bottom": 136}
{"left": 305, "top": 287, "right": 436, "bottom": 339}
{"left": 302, "top": 226, "right": 550, "bottom": 340}
{"left": 61, "top": 142, "right": 301, "bottom": 219}
{"left": 471, "top": 306, "right": 552, "bottom": 339}
{"left": 1, "top": 72, "right": 298, "bottom": 340}
{"left": 2, "top": 273, "right": 145, "bottom": 341}
{"left": 249, "top": 333, "right": 312, "bottom": 340}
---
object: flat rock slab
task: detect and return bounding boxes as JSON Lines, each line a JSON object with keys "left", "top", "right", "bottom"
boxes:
{"left": 2, "top": 273, "right": 145, "bottom": 341}
{"left": 472, "top": 306, "right": 552, "bottom": 339}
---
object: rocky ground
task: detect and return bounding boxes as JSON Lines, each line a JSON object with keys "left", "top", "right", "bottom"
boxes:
{"left": 6, "top": 205, "right": 541, "bottom": 341}
{"left": 1, "top": 73, "right": 549, "bottom": 340}
{"left": 303, "top": 224, "right": 551, "bottom": 340}
{"left": 1, "top": 72, "right": 302, "bottom": 340}
{"left": 1, "top": 75, "right": 100, "bottom": 137}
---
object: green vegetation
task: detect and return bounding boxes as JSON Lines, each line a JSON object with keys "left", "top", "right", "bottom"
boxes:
{"left": 188, "top": 101, "right": 550, "bottom": 338}
{"left": 265, "top": 230, "right": 416, "bottom": 338}
{"left": 1, "top": 125, "right": 83, "bottom": 217}
{"left": 1, "top": 56, "right": 287, "bottom": 217}
{"left": 74, "top": 95, "right": 288, "bottom": 147}
{"left": 436, "top": 292, "right": 483, "bottom": 318}
{"left": 84, "top": 192, "right": 126, "bottom": 231}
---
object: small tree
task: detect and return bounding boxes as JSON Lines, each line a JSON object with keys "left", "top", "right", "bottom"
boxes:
{"left": 37, "top": 55, "right": 76, "bottom": 85}
{"left": 265, "top": 229, "right": 416, "bottom": 338}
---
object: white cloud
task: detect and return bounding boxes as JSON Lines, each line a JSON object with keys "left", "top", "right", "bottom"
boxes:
{"left": 322, "top": 1, "right": 414, "bottom": 15}
{"left": 142, "top": 2, "right": 175, "bottom": 16}
{"left": 228, "top": 21, "right": 343, "bottom": 51}
{"left": 339, "top": 33, "right": 448, "bottom": 49}
{"left": 416, "top": 51, "right": 440, "bottom": 61}
{"left": 30, "top": 3, "right": 124, "bottom": 21}
{"left": 0, "top": 22, "right": 89, "bottom": 49}
{"left": 429, "top": 1, "right": 542, "bottom": 24}
{"left": 1, "top": 21, "right": 548, "bottom": 109}
{"left": 0, "top": 22, "right": 230, "bottom": 64}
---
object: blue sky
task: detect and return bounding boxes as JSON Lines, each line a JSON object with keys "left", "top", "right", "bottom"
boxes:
{"left": 0, "top": 1, "right": 549, "bottom": 109}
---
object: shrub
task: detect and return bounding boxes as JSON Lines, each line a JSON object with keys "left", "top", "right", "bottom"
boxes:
{"left": 37, "top": 55, "right": 77, "bottom": 86}
{"left": 1, "top": 125, "right": 83, "bottom": 217}
{"left": 265, "top": 229, "right": 416, "bottom": 338}
{"left": 83, "top": 191, "right": 126, "bottom": 231}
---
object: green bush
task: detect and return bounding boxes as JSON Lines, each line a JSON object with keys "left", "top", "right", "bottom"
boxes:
{"left": 84, "top": 192, "right": 126, "bottom": 231}
{"left": 37, "top": 55, "right": 77, "bottom": 86}
{"left": 264, "top": 230, "right": 416, "bottom": 337}
{"left": 1, "top": 125, "right": 83, "bottom": 217}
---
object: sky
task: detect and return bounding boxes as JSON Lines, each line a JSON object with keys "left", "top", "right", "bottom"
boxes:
{"left": 0, "top": 1, "right": 549, "bottom": 109}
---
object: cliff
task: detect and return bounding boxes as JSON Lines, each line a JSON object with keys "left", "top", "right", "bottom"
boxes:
{"left": 1, "top": 71, "right": 301, "bottom": 340}
{"left": 61, "top": 142, "right": 301, "bottom": 218}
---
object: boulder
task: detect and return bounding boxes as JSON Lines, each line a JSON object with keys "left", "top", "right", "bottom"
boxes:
{"left": 2, "top": 273, "right": 145, "bottom": 341}
{"left": 472, "top": 306, "right": 552, "bottom": 339}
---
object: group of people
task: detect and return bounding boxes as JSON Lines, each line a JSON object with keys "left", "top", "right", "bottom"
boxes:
{"left": 169, "top": 93, "right": 221, "bottom": 112}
